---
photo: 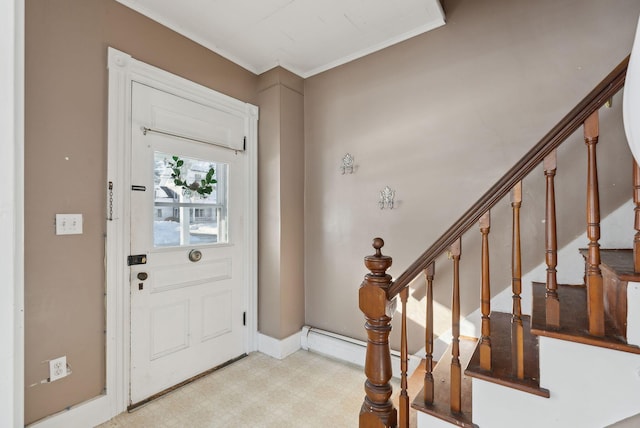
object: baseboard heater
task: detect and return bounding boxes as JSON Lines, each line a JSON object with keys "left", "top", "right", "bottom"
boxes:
{"left": 300, "top": 326, "right": 421, "bottom": 379}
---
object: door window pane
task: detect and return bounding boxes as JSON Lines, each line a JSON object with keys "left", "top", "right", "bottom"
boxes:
{"left": 153, "top": 152, "right": 228, "bottom": 247}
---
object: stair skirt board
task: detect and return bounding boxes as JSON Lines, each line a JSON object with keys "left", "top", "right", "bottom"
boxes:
{"left": 300, "top": 326, "right": 422, "bottom": 380}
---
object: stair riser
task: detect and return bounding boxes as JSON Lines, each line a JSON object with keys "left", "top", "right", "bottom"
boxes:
{"left": 629, "top": 282, "right": 640, "bottom": 346}
{"left": 471, "top": 337, "right": 640, "bottom": 428}
{"left": 417, "top": 412, "right": 471, "bottom": 428}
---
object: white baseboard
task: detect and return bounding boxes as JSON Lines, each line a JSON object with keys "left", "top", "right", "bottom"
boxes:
{"left": 257, "top": 331, "right": 302, "bottom": 359}
{"left": 300, "top": 326, "right": 421, "bottom": 379}
{"left": 27, "top": 395, "right": 113, "bottom": 428}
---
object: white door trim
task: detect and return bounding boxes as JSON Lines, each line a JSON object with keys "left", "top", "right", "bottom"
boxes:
{"left": 1, "top": 0, "right": 24, "bottom": 427}
{"left": 106, "top": 47, "right": 259, "bottom": 416}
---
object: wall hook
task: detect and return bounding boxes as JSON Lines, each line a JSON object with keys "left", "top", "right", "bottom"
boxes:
{"left": 340, "top": 153, "right": 354, "bottom": 174}
{"left": 379, "top": 186, "right": 395, "bottom": 209}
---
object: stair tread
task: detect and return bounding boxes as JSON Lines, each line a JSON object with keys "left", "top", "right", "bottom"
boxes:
{"left": 465, "top": 312, "right": 550, "bottom": 398}
{"left": 411, "top": 337, "right": 477, "bottom": 428}
{"left": 579, "top": 248, "right": 640, "bottom": 282}
{"left": 530, "top": 282, "right": 640, "bottom": 354}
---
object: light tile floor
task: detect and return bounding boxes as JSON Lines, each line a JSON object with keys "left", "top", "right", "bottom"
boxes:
{"left": 98, "top": 350, "right": 399, "bottom": 428}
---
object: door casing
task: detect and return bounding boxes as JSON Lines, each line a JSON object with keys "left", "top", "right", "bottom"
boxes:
{"left": 106, "top": 47, "right": 258, "bottom": 416}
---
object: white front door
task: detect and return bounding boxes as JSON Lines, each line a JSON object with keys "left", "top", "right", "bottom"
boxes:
{"left": 129, "top": 82, "right": 247, "bottom": 405}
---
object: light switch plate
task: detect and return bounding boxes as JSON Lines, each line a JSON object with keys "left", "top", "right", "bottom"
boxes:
{"left": 55, "top": 214, "right": 83, "bottom": 235}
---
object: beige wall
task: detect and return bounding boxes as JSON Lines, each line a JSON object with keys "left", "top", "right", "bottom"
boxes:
{"left": 303, "top": 0, "right": 640, "bottom": 353}
{"left": 24, "top": 0, "right": 257, "bottom": 423}
{"left": 23, "top": 0, "right": 640, "bottom": 423}
{"left": 257, "top": 68, "right": 305, "bottom": 339}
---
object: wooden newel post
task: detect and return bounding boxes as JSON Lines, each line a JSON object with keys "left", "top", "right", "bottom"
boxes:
{"left": 359, "top": 237, "right": 397, "bottom": 428}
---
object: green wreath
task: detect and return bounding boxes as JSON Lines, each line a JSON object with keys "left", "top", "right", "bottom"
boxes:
{"left": 167, "top": 156, "right": 217, "bottom": 198}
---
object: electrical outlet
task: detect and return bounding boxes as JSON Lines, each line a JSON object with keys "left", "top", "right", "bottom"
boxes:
{"left": 49, "top": 356, "right": 67, "bottom": 382}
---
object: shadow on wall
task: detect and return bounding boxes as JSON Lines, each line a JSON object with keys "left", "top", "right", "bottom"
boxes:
{"left": 389, "top": 90, "right": 632, "bottom": 354}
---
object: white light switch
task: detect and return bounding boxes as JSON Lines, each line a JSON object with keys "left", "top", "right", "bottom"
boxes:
{"left": 56, "top": 214, "right": 83, "bottom": 235}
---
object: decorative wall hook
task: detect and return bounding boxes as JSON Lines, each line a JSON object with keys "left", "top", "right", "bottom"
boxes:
{"left": 379, "top": 186, "right": 395, "bottom": 209}
{"left": 340, "top": 153, "right": 354, "bottom": 174}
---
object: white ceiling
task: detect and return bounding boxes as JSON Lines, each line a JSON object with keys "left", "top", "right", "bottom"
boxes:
{"left": 115, "top": 0, "right": 445, "bottom": 78}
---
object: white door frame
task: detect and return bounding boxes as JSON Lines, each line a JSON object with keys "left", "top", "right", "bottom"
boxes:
{"left": 105, "top": 47, "right": 258, "bottom": 418}
{"left": 1, "top": 0, "right": 24, "bottom": 427}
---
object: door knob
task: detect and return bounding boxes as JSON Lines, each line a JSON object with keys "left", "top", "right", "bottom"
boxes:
{"left": 189, "top": 249, "right": 202, "bottom": 262}
{"left": 137, "top": 272, "right": 148, "bottom": 281}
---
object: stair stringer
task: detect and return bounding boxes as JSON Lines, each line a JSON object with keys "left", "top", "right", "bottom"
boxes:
{"left": 472, "top": 337, "right": 640, "bottom": 428}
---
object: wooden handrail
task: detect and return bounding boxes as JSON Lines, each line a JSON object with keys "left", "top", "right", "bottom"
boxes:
{"left": 387, "top": 55, "right": 629, "bottom": 299}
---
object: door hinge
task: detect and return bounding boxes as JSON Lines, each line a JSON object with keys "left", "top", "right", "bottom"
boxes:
{"left": 243, "top": 311, "right": 246, "bottom": 326}
{"left": 243, "top": 136, "right": 246, "bottom": 151}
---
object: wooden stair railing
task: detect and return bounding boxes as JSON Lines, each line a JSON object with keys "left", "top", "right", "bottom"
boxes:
{"left": 511, "top": 182, "right": 524, "bottom": 379}
{"left": 585, "top": 111, "right": 605, "bottom": 336}
{"left": 544, "top": 150, "right": 560, "bottom": 328}
{"left": 359, "top": 238, "right": 396, "bottom": 428}
{"left": 422, "top": 263, "right": 435, "bottom": 404}
{"left": 358, "top": 55, "right": 630, "bottom": 428}
{"left": 449, "top": 238, "right": 462, "bottom": 414}
{"left": 479, "top": 212, "right": 492, "bottom": 371}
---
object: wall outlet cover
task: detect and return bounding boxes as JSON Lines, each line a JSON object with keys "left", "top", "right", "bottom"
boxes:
{"left": 49, "top": 356, "right": 67, "bottom": 382}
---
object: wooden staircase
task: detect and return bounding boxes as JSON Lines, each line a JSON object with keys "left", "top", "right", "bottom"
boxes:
{"left": 411, "top": 336, "right": 476, "bottom": 427}
{"left": 358, "top": 55, "right": 640, "bottom": 427}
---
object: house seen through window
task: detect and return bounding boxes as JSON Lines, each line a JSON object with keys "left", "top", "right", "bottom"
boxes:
{"left": 153, "top": 151, "right": 228, "bottom": 247}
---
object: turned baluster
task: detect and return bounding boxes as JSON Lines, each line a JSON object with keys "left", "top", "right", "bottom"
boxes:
{"left": 585, "top": 111, "right": 604, "bottom": 337}
{"left": 479, "top": 212, "right": 492, "bottom": 371}
{"left": 423, "top": 263, "right": 435, "bottom": 405}
{"left": 634, "top": 160, "right": 640, "bottom": 272}
{"left": 359, "top": 238, "right": 397, "bottom": 428}
{"left": 511, "top": 182, "right": 524, "bottom": 379}
{"left": 450, "top": 238, "right": 462, "bottom": 414}
{"left": 544, "top": 150, "right": 560, "bottom": 328}
{"left": 399, "top": 287, "right": 409, "bottom": 428}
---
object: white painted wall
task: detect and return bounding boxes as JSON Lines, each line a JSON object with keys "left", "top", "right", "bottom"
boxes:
{"left": 0, "top": 0, "right": 24, "bottom": 427}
